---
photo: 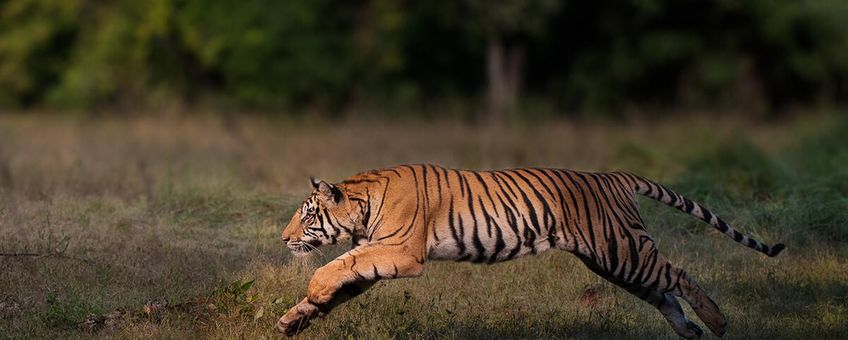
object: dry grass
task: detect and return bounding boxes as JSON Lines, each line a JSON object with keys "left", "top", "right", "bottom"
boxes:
{"left": 0, "top": 112, "right": 846, "bottom": 339}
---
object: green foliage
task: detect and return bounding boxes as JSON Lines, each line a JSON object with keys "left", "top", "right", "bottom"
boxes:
{"left": 154, "top": 181, "right": 261, "bottom": 228}
{"left": 154, "top": 181, "right": 241, "bottom": 228}
{"left": 465, "top": 0, "right": 562, "bottom": 37}
{"left": 537, "top": 0, "right": 848, "bottom": 112}
{"left": 2, "top": 1, "right": 848, "bottom": 114}
{"left": 645, "top": 115, "right": 848, "bottom": 241}
{"left": 153, "top": 179, "right": 285, "bottom": 230}
{"left": 0, "top": 0, "right": 80, "bottom": 106}
{"left": 677, "top": 139, "right": 784, "bottom": 200}
{"left": 70, "top": 0, "right": 357, "bottom": 110}
{"left": 776, "top": 117, "right": 848, "bottom": 240}
{"left": 212, "top": 278, "right": 255, "bottom": 300}
{"left": 176, "top": 0, "right": 360, "bottom": 109}
{"left": 210, "top": 278, "right": 261, "bottom": 318}
{"left": 38, "top": 291, "right": 100, "bottom": 328}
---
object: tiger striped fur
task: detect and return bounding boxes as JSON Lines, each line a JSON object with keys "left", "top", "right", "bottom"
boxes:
{"left": 277, "top": 164, "right": 784, "bottom": 338}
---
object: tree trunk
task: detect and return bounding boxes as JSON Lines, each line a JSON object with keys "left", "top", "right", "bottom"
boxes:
{"left": 486, "top": 38, "right": 524, "bottom": 124}
{"left": 505, "top": 43, "right": 524, "bottom": 112}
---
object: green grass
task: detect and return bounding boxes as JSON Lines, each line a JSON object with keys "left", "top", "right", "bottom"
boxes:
{"left": 0, "top": 112, "right": 846, "bottom": 339}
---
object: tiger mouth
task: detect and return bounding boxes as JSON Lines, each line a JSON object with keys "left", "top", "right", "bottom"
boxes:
{"left": 287, "top": 240, "right": 321, "bottom": 255}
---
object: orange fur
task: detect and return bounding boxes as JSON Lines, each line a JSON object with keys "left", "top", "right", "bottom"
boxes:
{"left": 277, "top": 165, "right": 782, "bottom": 338}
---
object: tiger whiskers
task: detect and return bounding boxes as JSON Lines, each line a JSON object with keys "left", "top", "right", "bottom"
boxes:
{"left": 302, "top": 242, "right": 320, "bottom": 254}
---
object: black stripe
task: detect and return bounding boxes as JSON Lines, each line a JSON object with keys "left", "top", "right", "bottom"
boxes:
{"left": 499, "top": 171, "right": 543, "bottom": 236}
{"left": 588, "top": 175, "right": 637, "bottom": 276}
{"left": 701, "top": 208, "right": 714, "bottom": 224}
{"left": 623, "top": 223, "right": 643, "bottom": 282}
{"left": 472, "top": 172, "right": 501, "bottom": 219}
{"left": 555, "top": 170, "right": 598, "bottom": 261}
{"left": 717, "top": 219, "right": 730, "bottom": 233}
{"left": 490, "top": 172, "right": 532, "bottom": 257}
{"left": 570, "top": 172, "right": 604, "bottom": 264}
{"left": 447, "top": 199, "right": 465, "bottom": 257}
{"left": 483, "top": 201, "right": 506, "bottom": 263}
{"left": 421, "top": 165, "right": 431, "bottom": 215}
{"left": 432, "top": 164, "right": 443, "bottom": 203}
{"left": 604, "top": 175, "right": 643, "bottom": 223}
{"left": 468, "top": 189, "right": 487, "bottom": 263}
{"left": 537, "top": 169, "right": 572, "bottom": 233}
{"left": 379, "top": 167, "right": 422, "bottom": 243}
{"left": 491, "top": 183, "right": 523, "bottom": 260}
{"left": 495, "top": 172, "right": 538, "bottom": 253}
{"left": 512, "top": 170, "right": 555, "bottom": 235}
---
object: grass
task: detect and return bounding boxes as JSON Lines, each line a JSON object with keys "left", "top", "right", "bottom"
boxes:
{"left": 0, "top": 112, "right": 846, "bottom": 339}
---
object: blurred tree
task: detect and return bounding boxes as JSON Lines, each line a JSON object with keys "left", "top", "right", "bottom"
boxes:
{"left": 43, "top": 0, "right": 361, "bottom": 112}
{"left": 47, "top": 0, "right": 175, "bottom": 108}
{"left": 465, "top": 0, "right": 561, "bottom": 122}
{"left": 524, "top": 0, "right": 848, "bottom": 114}
{"left": 353, "top": 1, "right": 484, "bottom": 114}
{"left": 0, "top": 0, "right": 80, "bottom": 107}
{"left": 1, "top": 0, "right": 847, "bottom": 116}
{"left": 177, "top": 0, "right": 360, "bottom": 111}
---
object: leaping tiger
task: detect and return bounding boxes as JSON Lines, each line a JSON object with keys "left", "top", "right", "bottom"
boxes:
{"left": 276, "top": 164, "right": 784, "bottom": 338}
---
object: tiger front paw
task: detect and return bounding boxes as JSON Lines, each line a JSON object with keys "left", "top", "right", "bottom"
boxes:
{"left": 276, "top": 299, "right": 320, "bottom": 336}
{"left": 307, "top": 279, "right": 338, "bottom": 305}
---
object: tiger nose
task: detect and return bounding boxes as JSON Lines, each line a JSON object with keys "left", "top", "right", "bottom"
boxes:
{"left": 281, "top": 235, "right": 290, "bottom": 243}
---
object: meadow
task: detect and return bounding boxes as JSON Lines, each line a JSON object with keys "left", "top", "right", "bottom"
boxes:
{"left": 1, "top": 112, "right": 846, "bottom": 339}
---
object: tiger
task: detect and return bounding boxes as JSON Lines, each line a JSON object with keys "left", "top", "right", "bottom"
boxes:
{"left": 276, "top": 164, "right": 784, "bottom": 338}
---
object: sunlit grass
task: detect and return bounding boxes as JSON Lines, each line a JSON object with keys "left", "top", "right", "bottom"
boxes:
{"left": 0, "top": 112, "right": 846, "bottom": 339}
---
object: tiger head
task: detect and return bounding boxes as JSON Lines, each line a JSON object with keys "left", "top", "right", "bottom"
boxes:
{"left": 281, "top": 178, "right": 359, "bottom": 256}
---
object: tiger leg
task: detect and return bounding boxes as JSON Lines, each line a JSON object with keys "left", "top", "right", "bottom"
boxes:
{"left": 659, "top": 264, "right": 728, "bottom": 337}
{"left": 307, "top": 245, "right": 424, "bottom": 304}
{"left": 277, "top": 280, "right": 376, "bottom": 336}
{"left": 581, "top": 247, "right": 727, "bottom": 336}
{"left": 635, "top": 286, "right": 704, "bottom": 338}
{"left": 576, "top": 257, "right": 704, "bottom": 338}
{"left": 277, "top": 245, "right": 424, "bottom": 336}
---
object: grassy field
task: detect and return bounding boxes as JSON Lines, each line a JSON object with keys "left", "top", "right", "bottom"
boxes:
{"left": 1, "top": 112, "right": 847, "bottom": 339}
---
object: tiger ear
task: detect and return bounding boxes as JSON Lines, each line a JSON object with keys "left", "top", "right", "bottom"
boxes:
{"left": 311, "top": 177, "right": 343, "bottom": 205}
